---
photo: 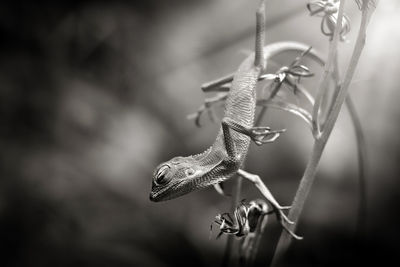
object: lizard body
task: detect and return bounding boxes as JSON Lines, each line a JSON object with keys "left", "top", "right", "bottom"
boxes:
{"left": 150, "top": 1, "right": 310, "bottom": 239}
{"left": 150, "top": 40, "right": 315, "bottom": 202}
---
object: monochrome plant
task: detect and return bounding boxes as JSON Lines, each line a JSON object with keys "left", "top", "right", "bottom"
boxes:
{"left": 151, "top": 0, "right": 378, "bottom": 266}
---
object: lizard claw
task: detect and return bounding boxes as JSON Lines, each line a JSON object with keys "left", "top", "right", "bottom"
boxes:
{"left": 273, "top": 207, "right": 302, "bottom": 239}
{"left": 249, "top": 127, "right": 286, "bottom": 145}
{"left": 279, "top": 211, "right": 295, "bottom": 225}
{"left": 271, "top": 204, "right": 294, "bottom": 225}
{"left": 281, "top": 221, "right": 303, "bottom": 240}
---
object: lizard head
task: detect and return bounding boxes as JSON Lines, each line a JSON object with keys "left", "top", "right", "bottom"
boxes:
{"left": 149, "top": 156, "right": 207, "bottom": 202}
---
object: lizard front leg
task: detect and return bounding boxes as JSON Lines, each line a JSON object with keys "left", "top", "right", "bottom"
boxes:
{"left": 221, "top": 115, "right": 283, "bottom": 159}
{"left": 222, "top": 117, "right": 286, "bottom": 146}
{"left": 221, "top": 117, "right": 241, "bottom": 161}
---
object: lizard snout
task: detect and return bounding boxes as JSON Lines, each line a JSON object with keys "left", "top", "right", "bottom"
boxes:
{"left": 149, "top": 191, "right": 158, "bottom": 202}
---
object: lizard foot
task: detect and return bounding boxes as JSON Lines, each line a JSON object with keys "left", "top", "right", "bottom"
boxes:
{"left": 249, "top": 126, "right": 286, "bottom": 146}
{"left": 280, "top": 219, "right": 303, "bottom": 240}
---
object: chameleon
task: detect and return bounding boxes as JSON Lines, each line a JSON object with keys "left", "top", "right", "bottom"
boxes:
{"left": 149, "top": 0, "right": 313, "bottom": 239}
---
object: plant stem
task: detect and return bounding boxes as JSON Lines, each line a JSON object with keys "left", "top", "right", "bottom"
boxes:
{"left": 311, "top": 0, "right": 345, "bottom": 138}
{"left": 321, "top": 5, "right": 369, "bottom": 140}
{"left": 345, "top": 96, "right": 367, "bottom": 237}
{"left": 271, "top": 3, "right": 374, "bottom": 266}
{"left": 330, "top": 41, "right": 368, "bottom": 239}
{"left": 332, "top": 48, "right": 368, "bottom": 239}
{"left": 222, "top": 174, "right": 243, "bottom": 267}
{"left": 270, "top": 0, "right": 379, "bottom": 265}
{"left": 271, "top": 139, "right": 326, "bottom": 266}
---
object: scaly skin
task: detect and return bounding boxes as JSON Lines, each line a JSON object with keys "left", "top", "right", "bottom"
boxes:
{"left": 150, "top": 42, "right": 316, "bottom": 202}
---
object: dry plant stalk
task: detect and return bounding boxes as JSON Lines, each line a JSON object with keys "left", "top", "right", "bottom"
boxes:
{"left": 271, "top": 1, "right": 378, "bottom": 266}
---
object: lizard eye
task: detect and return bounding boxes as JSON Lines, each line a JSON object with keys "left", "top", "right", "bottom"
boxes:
{"left": 155, "top": 165, "right": 171, "bottom": 185}
{"left": 185, "top": 168, "right": 195, "bottom": 176}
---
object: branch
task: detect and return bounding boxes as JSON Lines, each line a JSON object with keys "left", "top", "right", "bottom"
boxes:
{"left": 270, "top": 0, "right": 379, "bottom": 265}
{"left": 311, "top": 0, "right": 345, "bottom": 138}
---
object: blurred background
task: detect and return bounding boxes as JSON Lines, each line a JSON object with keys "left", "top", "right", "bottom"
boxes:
{"left": 1, "top": 0, "right": 399, "bottom": 266}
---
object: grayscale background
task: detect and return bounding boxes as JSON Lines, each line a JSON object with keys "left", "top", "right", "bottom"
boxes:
{"left": 1, "top": 0, "right": 399, "bottom": 266}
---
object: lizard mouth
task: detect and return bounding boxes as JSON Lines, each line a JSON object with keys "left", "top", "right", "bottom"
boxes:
{"left": 149, "top": 190, "right": 174, "bottom": 202}
{"left": 149, "top": 191, "right": 159, "bottom": 202}
{"left": 149, "top": 180, "right": 184, "bottom": 202}
{"left": 149, "top": 188, "right": 165, "bottom": 202}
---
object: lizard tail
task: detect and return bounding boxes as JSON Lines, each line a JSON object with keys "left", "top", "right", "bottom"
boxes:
{"left": 254, "top": 0, "right": 266, "bottom": 70}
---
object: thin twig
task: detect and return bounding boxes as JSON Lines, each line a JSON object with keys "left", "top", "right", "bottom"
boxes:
{"left": 244, "top": 211, "right": 269, "bottom": 267}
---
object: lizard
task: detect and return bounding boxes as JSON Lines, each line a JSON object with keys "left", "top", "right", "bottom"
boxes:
{"left": 150, "top": 0, "right": 308, "bottom": 239}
